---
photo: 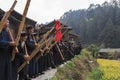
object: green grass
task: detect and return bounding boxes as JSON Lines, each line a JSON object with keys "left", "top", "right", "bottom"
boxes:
{"left": 50, "top": 76, "right": 57, "bottom": 80}
{"left": 51, "top": 49, "right": 97, "bottom": 80}
{"left": 86, "top": 67, "right": 103, "bottom": 80}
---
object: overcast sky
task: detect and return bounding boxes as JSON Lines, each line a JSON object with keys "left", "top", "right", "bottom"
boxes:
{"left": 0, "top": 0, "right": 110, "bottom": 23}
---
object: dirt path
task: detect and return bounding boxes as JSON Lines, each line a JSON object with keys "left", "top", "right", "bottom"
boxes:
{"left": 32, "top": 69, "right": 57, "bottom": 80}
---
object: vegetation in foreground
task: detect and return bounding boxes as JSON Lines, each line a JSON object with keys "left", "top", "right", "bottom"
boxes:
{"left": 87, "top": 59, "right": 120, "bottom": 80}
{"left": 51, "top": 49, "right": 97, "bottom": 80}
{"left": 51, "top": 45, "right": 120, "bottom": 80}
{"left": 86, "top": 67, "right": 103, "bottom": 80}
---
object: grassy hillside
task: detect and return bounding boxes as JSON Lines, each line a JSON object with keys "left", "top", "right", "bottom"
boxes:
{"left": 51, "top": 49, "right": 98, "bottom": 80}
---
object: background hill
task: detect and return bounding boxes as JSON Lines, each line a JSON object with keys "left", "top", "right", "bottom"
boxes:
{"left": 60, "top": 0, "right": 120, "bottom": 48}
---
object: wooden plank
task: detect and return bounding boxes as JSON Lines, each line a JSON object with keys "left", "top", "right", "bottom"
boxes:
{"left": 0, "top": 0, "right": 17, "bottom": 32}
{"left": 11, "top": 0, "right": 31, "bottom": 61}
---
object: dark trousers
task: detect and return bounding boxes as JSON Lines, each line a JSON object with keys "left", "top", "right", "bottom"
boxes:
{"left": 0, "top": 53, "right": 12, "bottom": 80}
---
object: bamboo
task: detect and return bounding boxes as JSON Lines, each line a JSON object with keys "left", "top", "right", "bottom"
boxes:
{"left": 56, "top": 44, "right": 64, "bottom": 60}
{"left": 0, "top": 0, "right": 17, "bottom": 32}
{"left": 32, "top": 34, "right": 37, "bottom": 45}
{"left": 8, "top": 29, "right": 18, "bottom": 53}
{"left": 35, "top": 37, "right": 56, "bottom": 61}
{"left": 25, "top": 44, "right": 30, "bottom": 64}
{"left": 11, "top": 0, "right": 31, "bottom": 61}
{"left": 35, "top": 29, "right": 69, "bottom": 62}
{"left": 38, "top": 41, "right": 56, "bottom": 60}
{"left": 33, "top": 27, "right": 55, "bottom": 61}
{"left": 18, "top": 24, "right": 69, "bottom": 72}
{"left": 62, "top": 42, "right": 74, "bottom": 56}
{"left": 17, "top": 36, "right": 53, "bottom": 72}
{"left": 51, "top": 30, "right": 69, "bottom": 60}
{"left": 48, "top": 41, "right": 57, "bottom": 51}
{"left": 40, "top": 26, "right": 55, "bottom": 43}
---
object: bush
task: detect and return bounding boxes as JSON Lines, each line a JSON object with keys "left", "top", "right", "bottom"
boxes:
{"left": 87, "top": 44, "right": 105, "bottom": 58}
{"left": 52, "top": 49, "right": 97, "bottom": 80}
{"left": 86, "top": 67, "right": 103, "bottom": 80}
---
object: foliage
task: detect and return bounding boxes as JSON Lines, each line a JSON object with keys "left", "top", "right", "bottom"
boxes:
{"left": 107, "top": 50, "right": 120, "bottom": 59}
{"left": 86, "top": 67, "right": 103, "bottom": 80}
{"left": 86, "top": 44, "right": 105, "bottom": 58}
{"left": 60, "top": 0, "right": 120, "bottom": 48}
{"left": 51, "top": 49, "right": 97, "bottom": 80}
{"left": 50, "top": 76, "right": 57, "bottom": 80}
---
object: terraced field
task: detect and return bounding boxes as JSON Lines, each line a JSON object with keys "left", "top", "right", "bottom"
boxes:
{"left": 97, "top": 59, "right": 120, "bottom": 80}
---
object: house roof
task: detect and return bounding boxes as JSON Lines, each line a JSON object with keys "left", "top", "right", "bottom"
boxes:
{"left": 39, "top": 20, "right": 72, "bottom": 32}
{"left": 99, "top": 48, "right": 120, "bottom": 53}
{"left": 69, "top": 32, "right": 79, "bottom": 37}
{"left": 0, "top": 8, "right": 36, "bottom": 25}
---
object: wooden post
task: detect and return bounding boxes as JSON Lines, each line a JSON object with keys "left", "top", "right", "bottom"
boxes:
{"left": 35, "top": 37, "right": 56, "bottom": 62}
{"left": 17, "top": 33, "right": 54, "bottom": 72}
{"left": 17, "top": 26, "right": 69, "bottom": 72}
{"left": 36, "top": 29, "right": 69, "bottom": 62}
{"left": 25, "top": 44, "right": 30, "bottom": 64}
{"left": 0, "top": 0, "right": 17, "bottom": 32}
{"left": 11, "top": 0, "right": 31, "bottom": 61}
{"left": 8, "top": 29, "right": 18, "bottom": 54}
{"left": 56, "top": 44, "right": 64, "bottom": 60}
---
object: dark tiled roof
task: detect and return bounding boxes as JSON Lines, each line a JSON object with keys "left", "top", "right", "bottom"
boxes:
{"left": 99, "top": 48, "right": 120, "bottom": 53}
{"left": 0, "top": 8, "right": 36, "bottom": 25}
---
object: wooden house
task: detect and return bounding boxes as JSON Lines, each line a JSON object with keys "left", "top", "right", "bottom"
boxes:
{"left": 98, "top": 48, "right": 120, "bottom": 59}
{"left": 0, "top": 8, "right": 37, "bottom": 36}
{"left": 38, "top": 20, "right": 79, "bottom": 42}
